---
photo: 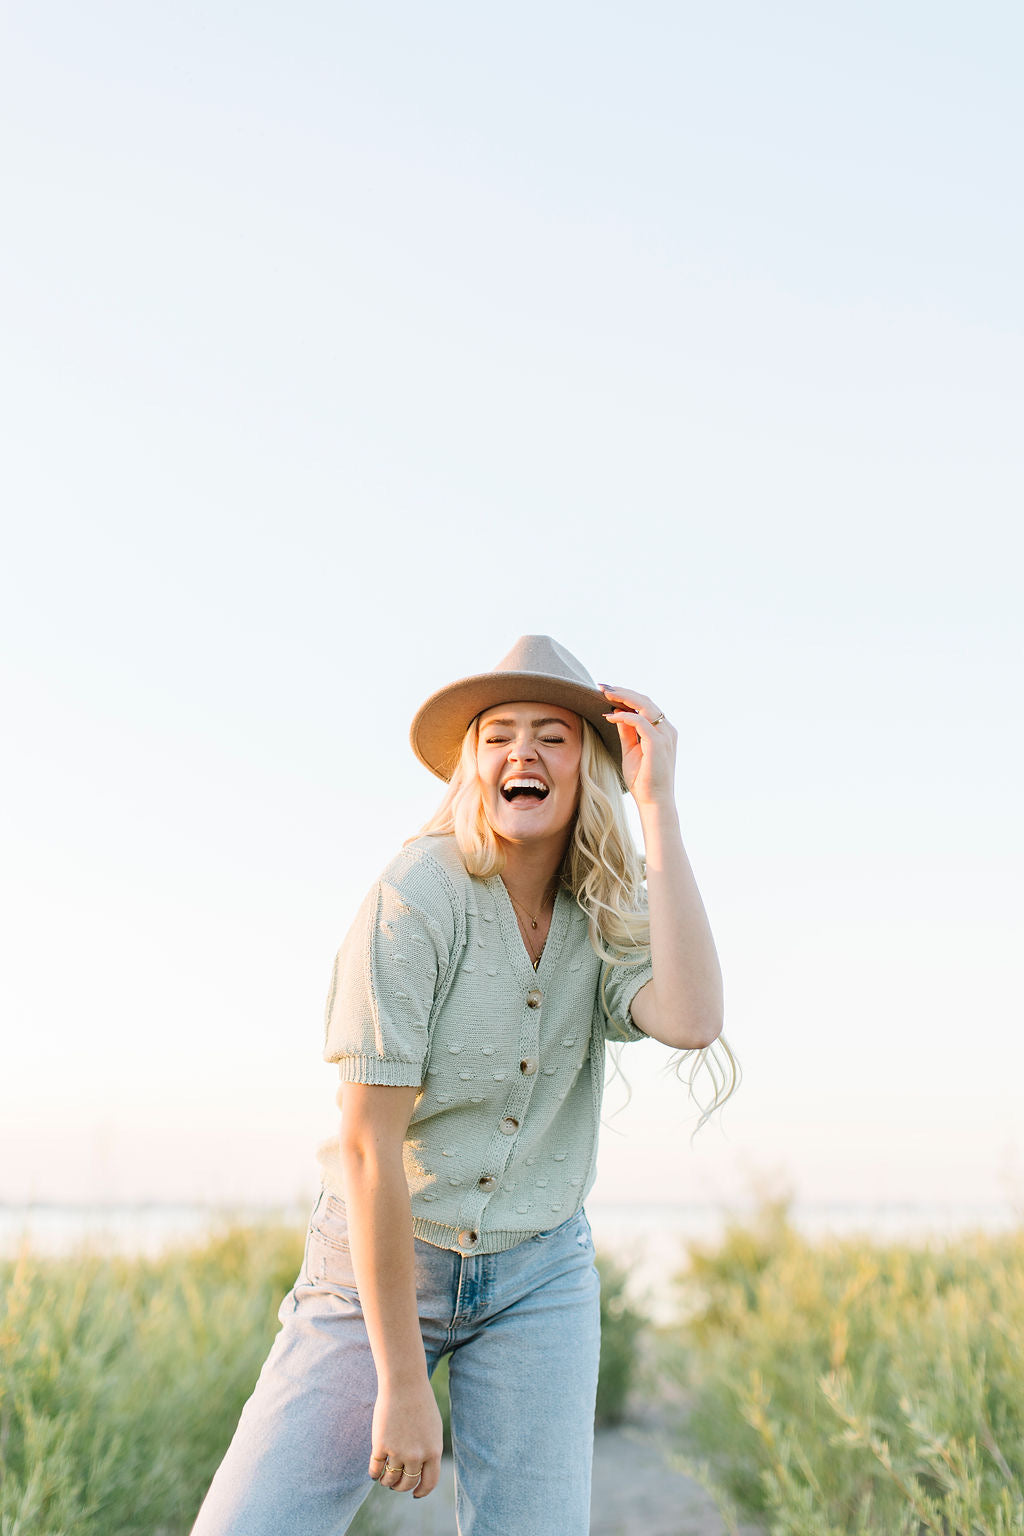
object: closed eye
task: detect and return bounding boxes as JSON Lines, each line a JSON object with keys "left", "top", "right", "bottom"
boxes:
{"left": 484, "top": 735, "right": 565, "bottom": 745}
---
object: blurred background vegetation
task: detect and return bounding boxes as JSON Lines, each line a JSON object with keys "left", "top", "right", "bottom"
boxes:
{"left": 2, "top": 1204, "right": 1022, "bottom": 1534}
{"left": 0, "top": 1224, "right": 647, "bottom": 1535}
{"left": 666, "top": 1199, "right": 1024, "bottom": 1535}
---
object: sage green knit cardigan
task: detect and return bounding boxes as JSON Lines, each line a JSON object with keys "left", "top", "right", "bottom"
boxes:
{"left": 317, "top": 834, "right": 652, "bottom": 1254}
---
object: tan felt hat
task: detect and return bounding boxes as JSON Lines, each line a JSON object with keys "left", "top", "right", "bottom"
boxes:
{"left": 410, "top": 634, "right": 622, "bottom": 782}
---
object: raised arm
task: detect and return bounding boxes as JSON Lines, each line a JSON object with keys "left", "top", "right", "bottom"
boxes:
{"left": 601, "top": 684, "right": 724, "bottom": 1050}
{"left": 338, "top": 1082, "right": 443, "bottom": 1498}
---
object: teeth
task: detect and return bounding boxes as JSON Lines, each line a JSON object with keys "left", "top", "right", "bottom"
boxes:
{"left": 501, "top": 777, "right": 549, "bottom": 800}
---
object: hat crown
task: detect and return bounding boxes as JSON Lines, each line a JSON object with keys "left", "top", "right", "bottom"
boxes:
{"left": 493, "top": 634, "right": 597, "bottom": 691}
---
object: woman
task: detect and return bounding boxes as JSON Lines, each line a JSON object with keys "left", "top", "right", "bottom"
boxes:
{"left": 191, "top": 635, "right": 734, "bottom": 1536}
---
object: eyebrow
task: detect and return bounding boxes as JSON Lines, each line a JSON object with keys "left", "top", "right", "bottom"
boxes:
{"left": 480, "top": 716, "right": 574, "bottom": 730}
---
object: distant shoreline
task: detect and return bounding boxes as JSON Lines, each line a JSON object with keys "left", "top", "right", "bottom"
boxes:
{"left": 3, "top": 1194, "right": 1019, "bottom": 1247}
{"left": 5, "top": 1198, "right": 1019, "bottom": 1325}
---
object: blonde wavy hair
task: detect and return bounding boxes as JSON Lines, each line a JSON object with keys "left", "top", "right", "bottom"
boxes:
{"left": 415, "top": 715, "right": 739, "bottom": 1130}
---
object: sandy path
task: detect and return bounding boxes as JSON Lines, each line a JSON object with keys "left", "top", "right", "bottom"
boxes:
{"left": 375, "top": 1414, "right": 764, "bottom": 1535}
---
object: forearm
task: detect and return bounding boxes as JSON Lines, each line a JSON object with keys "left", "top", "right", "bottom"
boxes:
{"left": 339, "top": 1140, "right": 428, "bottom": 1389}
{"left": 639, "top": 799, "right": 724, "bottom": 1048}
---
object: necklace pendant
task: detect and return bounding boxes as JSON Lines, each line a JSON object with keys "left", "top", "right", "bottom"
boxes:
{"left": 531, "top": 919, "right": 538, "bottom": 929}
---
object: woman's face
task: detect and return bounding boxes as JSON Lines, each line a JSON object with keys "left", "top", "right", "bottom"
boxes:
{"left": 476, "top": 701, "right": 583, "bottom": 851}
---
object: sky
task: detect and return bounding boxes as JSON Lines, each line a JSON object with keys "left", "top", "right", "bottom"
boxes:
{"left": 1, "top": 2, "right": 1021, "bottom": 1217}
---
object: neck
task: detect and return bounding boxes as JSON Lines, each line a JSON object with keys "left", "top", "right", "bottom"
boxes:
{"left": 497, "top": 837, "right": 567, "bottom": 913}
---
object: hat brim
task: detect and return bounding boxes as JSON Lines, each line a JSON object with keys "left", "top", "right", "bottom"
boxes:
{"left": 410, "top": 672, "right": 624, "bottom": 783}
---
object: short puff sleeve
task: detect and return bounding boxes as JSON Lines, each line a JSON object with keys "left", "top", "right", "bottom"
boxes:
{"left": 323, "top": 850, "right": 460, "bottom": 1086}
{"left": 598, "top": 950, "right": 654, "bottom": 1043}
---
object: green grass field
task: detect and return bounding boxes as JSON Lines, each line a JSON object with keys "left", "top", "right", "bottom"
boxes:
{"left": 0, "top": 1225, "right": 302, "bottom": 1536}
{"left": 0, "top": 1223, "right": 644, "bottom": 1536}
{"left": 5, "top": 1205, "right": 1021, "bottom": 1535}
{"left": 665, "top": 1200, "right": 1024, "bottom": 1535}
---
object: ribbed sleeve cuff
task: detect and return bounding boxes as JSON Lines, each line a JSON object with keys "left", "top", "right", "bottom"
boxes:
{"left": 333, "top": 1056, "right": 425, "bottom": 1087}
{"left": 618, "top": 968, "right": 655, "bottom": 1042}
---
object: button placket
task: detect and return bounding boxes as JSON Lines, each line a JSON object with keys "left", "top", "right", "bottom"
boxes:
{"left": 454, "top": 1170, "right": 499, "bottom": 1241}
{"left": 460, "top": 977, "right": 546, "bottom": 1244}
{"left": 512, "top": 984, "right": 542, "bottom": 1101}
{"left": 455, "top": 1158, "right": 504, "bottom": 1238}
{"left": 513, "top": 980, "right": 545, "bottom": 1091}
{"left": 469, "top": 1084, "right": 530, "bottom": 1226}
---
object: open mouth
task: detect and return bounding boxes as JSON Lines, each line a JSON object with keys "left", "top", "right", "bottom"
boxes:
{"left": 501, "top": 777, "right": 550, "bottom": 803}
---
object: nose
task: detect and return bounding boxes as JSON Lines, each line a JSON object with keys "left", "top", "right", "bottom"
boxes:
{"left": 507, "top": 733, "right": 538, "bottom": 764}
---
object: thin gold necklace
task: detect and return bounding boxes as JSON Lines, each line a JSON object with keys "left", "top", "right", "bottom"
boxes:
{"left": 507, "top": 884, "right": 556, "bottom": 970}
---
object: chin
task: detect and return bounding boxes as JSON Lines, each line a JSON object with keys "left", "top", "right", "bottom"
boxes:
{"left": 499, "top": 814, "right": 570, "bottom": 845}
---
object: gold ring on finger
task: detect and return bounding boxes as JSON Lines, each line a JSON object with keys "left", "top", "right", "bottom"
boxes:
{"left": 651, "top": 713, "right": 666, "bottom": 726}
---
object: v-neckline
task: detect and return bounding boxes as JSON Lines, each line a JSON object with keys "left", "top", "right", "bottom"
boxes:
{"left": 490, "top": 875, "right": 571, "bottom": 984}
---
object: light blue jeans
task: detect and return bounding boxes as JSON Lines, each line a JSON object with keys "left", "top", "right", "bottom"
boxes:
{"left": 190, "top": 1190, "right": 602, "bottom": 1536}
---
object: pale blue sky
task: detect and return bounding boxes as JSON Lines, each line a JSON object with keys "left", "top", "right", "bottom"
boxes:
{"left": 2, "top": 2, "right": 1021, "bottom": 1212}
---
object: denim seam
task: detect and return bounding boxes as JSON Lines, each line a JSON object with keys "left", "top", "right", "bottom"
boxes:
{"left": 448, "top": 1254, "right": 468, "bottom": 1338}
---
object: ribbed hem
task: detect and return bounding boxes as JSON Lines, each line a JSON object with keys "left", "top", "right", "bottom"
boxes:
{"left": 314, "top": 1169, "right": 588, "bottom": 1255}
{"left": 411, "top": 1208, "right": 584, "bottom": 1255}
{"left": 330, "top": 1055, "right": 424, "bottom": 1087}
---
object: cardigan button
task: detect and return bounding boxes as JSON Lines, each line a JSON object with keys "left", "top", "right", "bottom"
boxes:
{"left": 499, "top": 1117, "right": 520, "bottom": 1136}
{"left": 526, "top": 988, "right": 543, "bottom": 1009}
{"left": 457, "top": 1229, "right": 479, "bottom": 1249}
{"left": 478, "top": 1174, "right": 496, "bottom": 1190}
{"left": 519, "top": 1058, "right": 537, "bottom": 1075}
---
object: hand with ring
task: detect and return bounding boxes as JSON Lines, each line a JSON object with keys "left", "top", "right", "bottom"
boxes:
{"left": 366, "top": 1381, "right": 443, "bottom": 1498}
{"left": 369, "top": 1450, "right": 426, "bottom": 1494}
{"left": 599, "top": 683, "right": 677, "bottom": 807}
